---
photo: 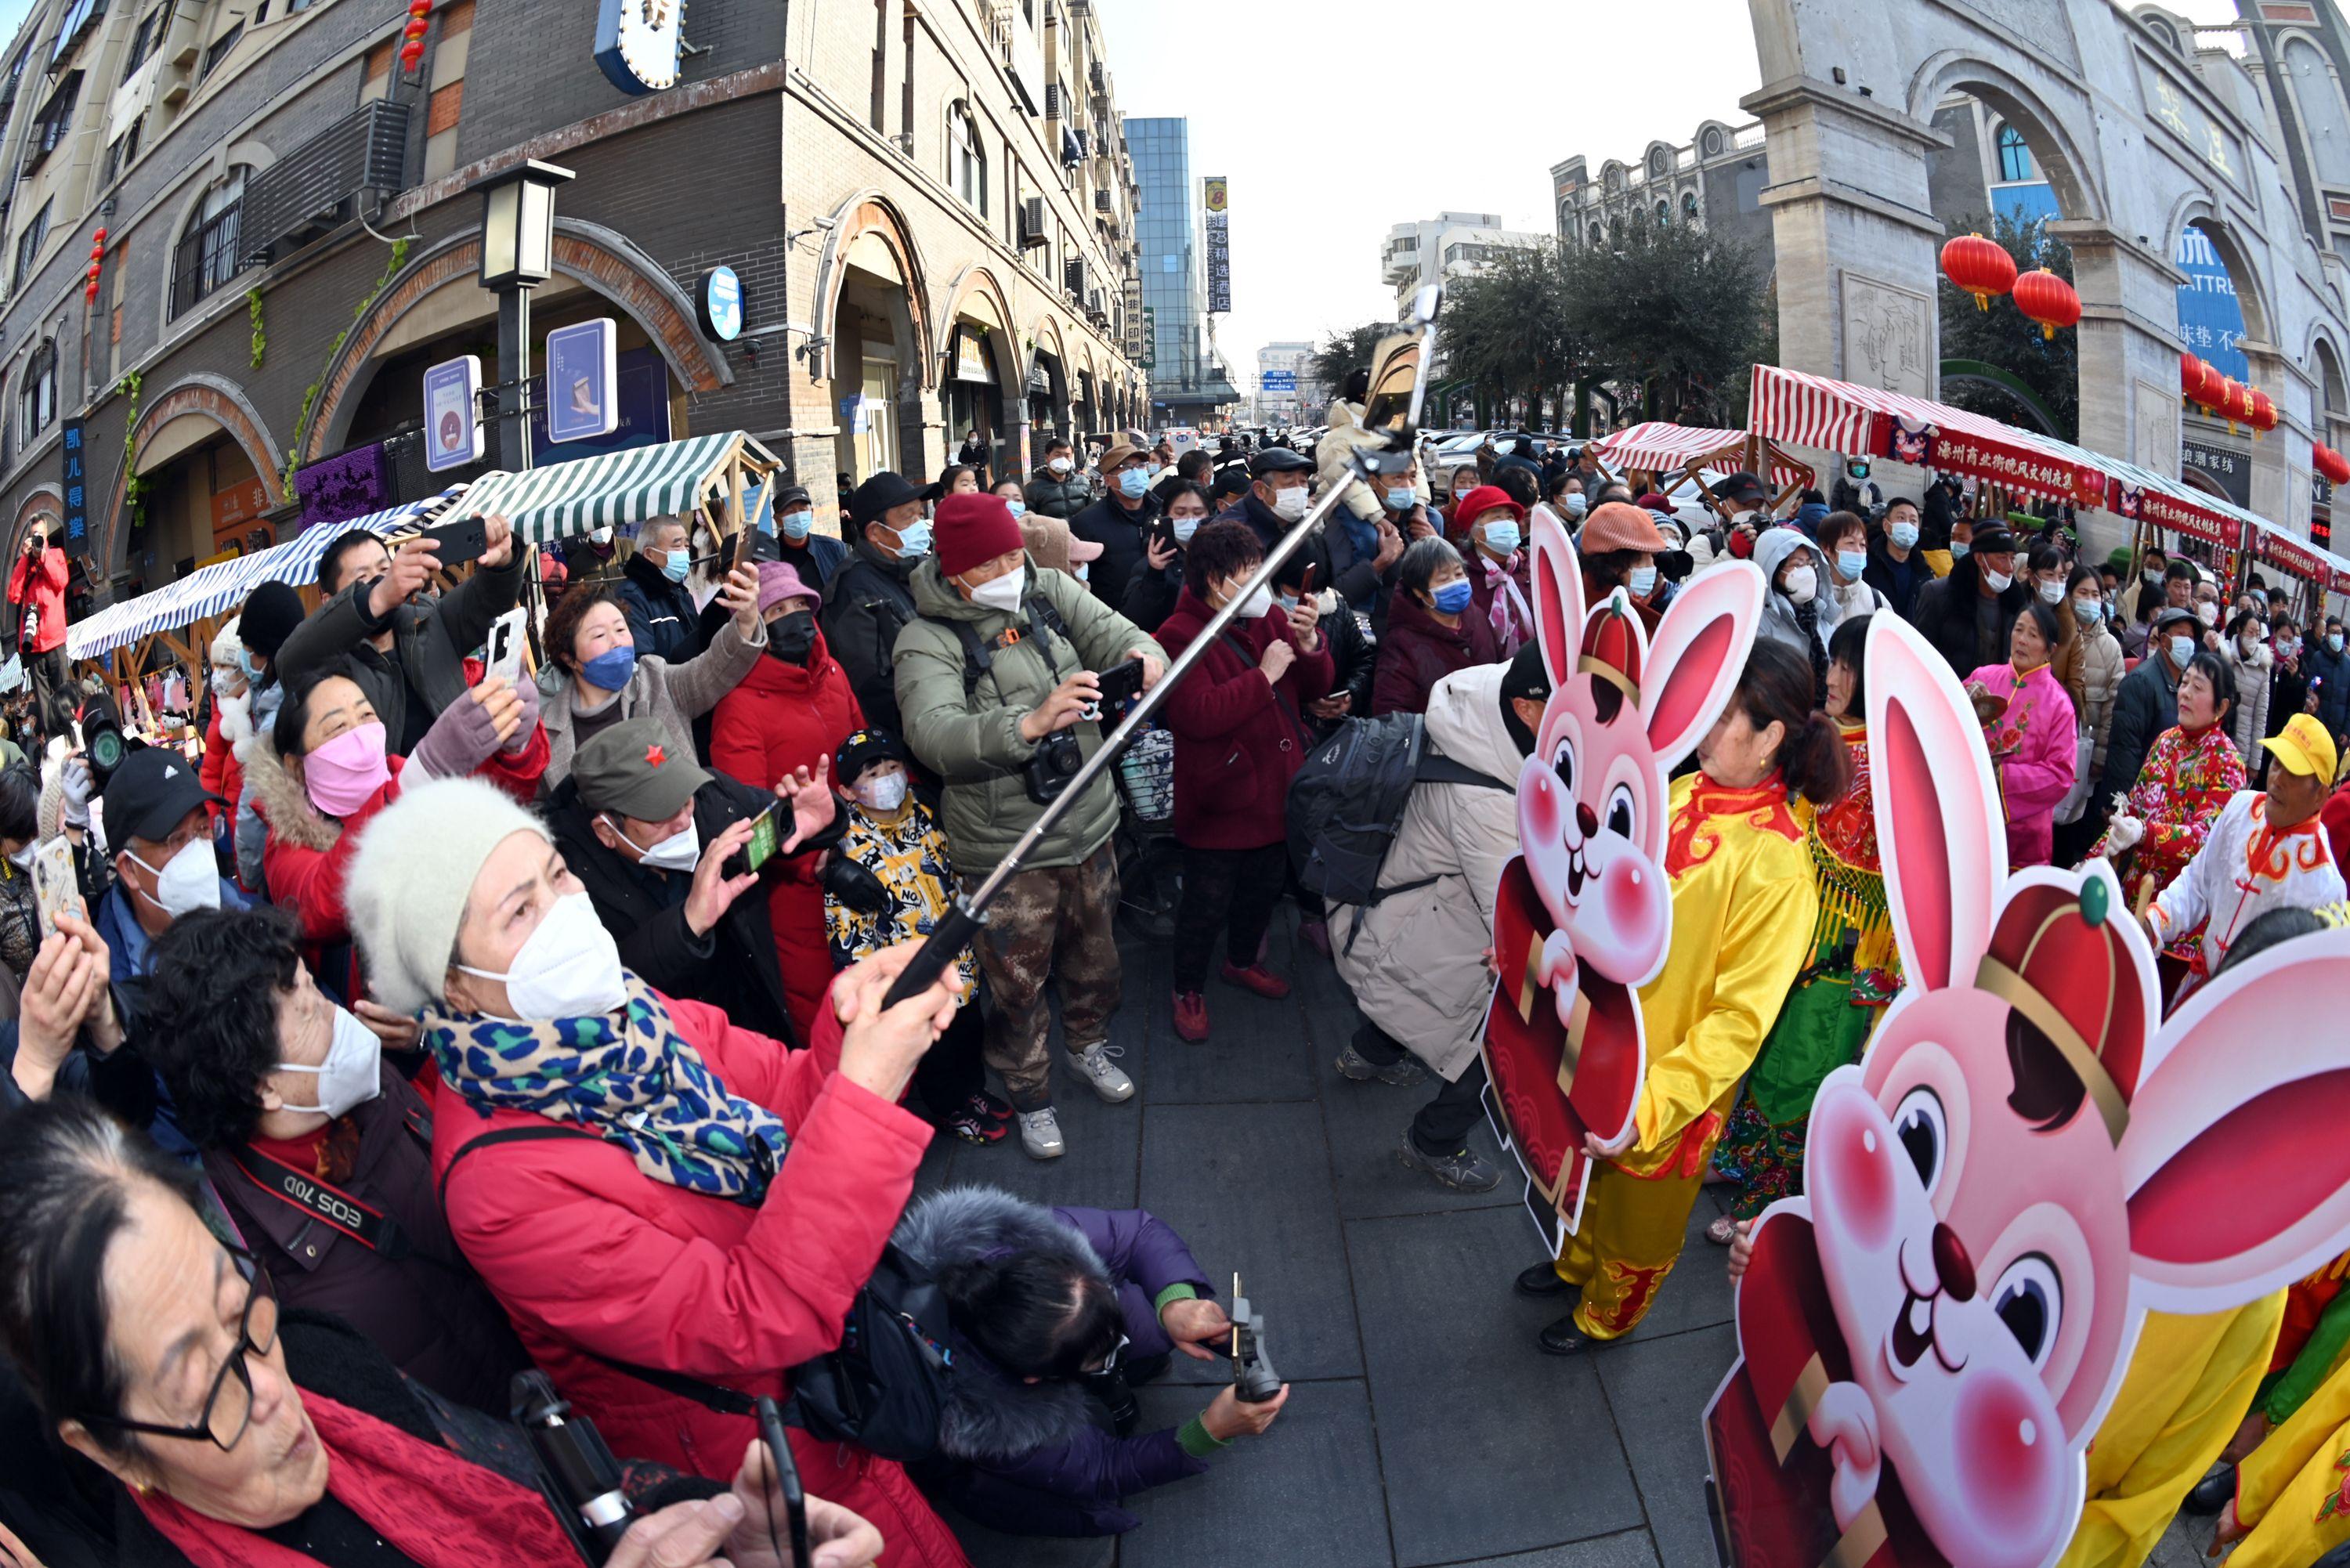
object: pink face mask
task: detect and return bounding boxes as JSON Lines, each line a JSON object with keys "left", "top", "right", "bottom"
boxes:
{"left": 302, "top": 721, "right": 391, "bottom": 818}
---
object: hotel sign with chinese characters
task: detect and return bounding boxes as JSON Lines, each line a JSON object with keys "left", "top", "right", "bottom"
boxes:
{"left": 2139, "top": 54, "right": 2246, "bottom": 194}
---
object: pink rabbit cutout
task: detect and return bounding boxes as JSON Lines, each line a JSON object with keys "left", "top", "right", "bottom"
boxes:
{"left": 1480, "top": 510, "right": 1762, "bottom": 1241}
{"left": 1702, "top": 609, "right": 2350, "bottom": 1568}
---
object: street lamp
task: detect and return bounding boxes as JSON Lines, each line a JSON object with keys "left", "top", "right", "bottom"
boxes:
{"left": 473, "top": 160, "right": 574, "bottom": 471}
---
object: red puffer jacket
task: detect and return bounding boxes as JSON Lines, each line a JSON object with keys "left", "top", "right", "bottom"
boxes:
{"left": 431, "top": 988, "right": 965, "bottom": 1566}
{"left": 1154, "top": 587, "right": 1332, "bottom": 850}
{"left": 709, "top": 634, "right": 866, "bottom": 1045}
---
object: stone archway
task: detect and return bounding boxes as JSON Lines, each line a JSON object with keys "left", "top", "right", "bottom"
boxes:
{"left": 11, "top": 486, "right": 60, "bottom": 560}
{"left": 938, "top": 263, "right": 1022, "bottom": 473}
{"left": 100, "top": 374, "right": 280, "bottom": 574}
{"left": 808, "top": 192, "right": 935, "bottom": 390}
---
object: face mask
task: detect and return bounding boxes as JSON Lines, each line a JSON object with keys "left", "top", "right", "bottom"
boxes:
{"left": 606, "top": 812, "right": 700, "bottom": 873}
{"left": 591, "top": 526, "right": 615, "bottom": 546}
{"left": 1005, "top": 499, "right": 1028, "bottom": 519}
{"left": 2330, "top": 634, "right": 2344, "bottom": 652}
{"left": 2280, "top": 636, "right": 2301, "bottom": 656}
{"left": 1781, "top": 565, "right": 1818, "bottom": 604}
{"left": 2073, "top": 596, "right": 2102, "bottom": 623}
{"left": 1951, "top": 542, "right": 1972, "bottom": 560}
{"left": 6, "top": 843, "right": 34, "bottom": 873}
{"left": 1983, "top": 568, "right": 2013, "bottom": 593}
{"left": 1430, "top": 580, "right": 1473, "bottom": 615}
{"left": 1118, "top": 469, "right": 1151, "bottom": 499}
{"left": 1171, "top": 515, "right": 1204, "bottom": 545}
{"left": 210, "top": 670, "right": 240, "bottom": 699}
{"left": 967, "top": 567, "right": 1028, "bottom": 613}
{"left": 855, "top": 770, "right": 909, "bottom": 812}
{"left": 2038, "top": 579, "right": 2064, "bottom": 604}
{"left": 458, "top": 891, "right": 629, "bottom": 1021}
{"left": 1627, "top": 565, "right": 1658, "bottom": 598}
{"left": 1889, "top": 520, "right": 1919, "bottom": 549}
{"left": 1564, "top": 494, "right": 1588, "bottom": 518}
{"left": 1385, "top": 487, "right": 1417, "bottom": 511}
{"left": 1224, "top": 582, "right": 1272, "bottom": 620}
{"left": 1144, "top": 464, "right": 1163, "bottom": 482}
{"left": 1050, "top": 456, "right": 1073, "bottom": 474}
{"left": 2144, "top": 566, "right": 2162, "bottom": 581}
{"left": 275, "top": 1006, "right": 385, "bottom": 1120}
{"left": 580, "top": 645, "right": 638, "bottom": 692}
{"left": 238, "top": 649, "right": 266, "bottom": 685}
{"left": 765, "top": 611, "right": 818, "bottom": 666}
{"left": 779, "top": 509, "right": 814, "bottom": 542}
{"left": 2241, "top": 634, "right": 2262, "bottom": 656}
{"left": 302, "top": 722, "right": 392, "bottom": 819}
{"left": 1481, "top": 519, "right": 1522, "bottom": 556}
{"left": 657, "top": 549, "right": 692, "bottom": 585}
{"left": 128, "top": 836, "right": 222, "bottom": 919}
{"left": 2170, "top": 635, "right": 2197, "bottom": 667}
{"left": 2197, "top": 603, "right": 2218, "bottom": 627}
{"left": 1835, "top": 549, "right": 1866, "bottom": 581}
{"left": 1274, "top": 592, "right": 1302, "bottom": 615}
{"left": 887, "top": 518, "right": 933, "bottom": 558}
{"left": 1272, "top": 486, "right": 1311, "bottom": 522}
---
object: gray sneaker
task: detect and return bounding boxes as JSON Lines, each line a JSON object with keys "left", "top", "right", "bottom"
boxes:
{"left": 1069, "top": 1042, "right": 1136, "bottom": 1103}
{"left": 1397, "top": 1129, "right": 1500, "bottom": 1192}
{"left": 1018, "top": 1107, "right": 1066, "bottom": 1159}
{"left": 1336, "top": 1040, "right": 1427, "bottom": 1086}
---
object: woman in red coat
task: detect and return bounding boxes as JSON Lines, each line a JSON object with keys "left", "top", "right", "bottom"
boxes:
{"left": 200, "top": 619, "right": 248, "bottom": 847}
{"left": 710, "top": 562, "right": 866, "bottom": 1044}
{"left": 1155, "top": 521, "right": 1332, "bottom": 1041}
{"left": 344, "top": 773, "right": 970, "bottom": 1568}
{"left": 1372, "top": 536, "right": 1499, "bottom": 717}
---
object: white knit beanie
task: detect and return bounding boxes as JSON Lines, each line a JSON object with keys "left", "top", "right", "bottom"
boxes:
{"left": 346, "top": 775, "right": 548, "bottom": 1015}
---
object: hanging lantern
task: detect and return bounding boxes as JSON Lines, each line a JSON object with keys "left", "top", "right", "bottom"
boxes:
{"left": 400, "top": 0, "right": 429, "bottom": 72}
{"left": 2012, "top": 268, "right": 2081, "bottom": 341}
{"left": 2249, "top": 388, "right": 2279, "bottom": 439}
{"left": 2218, "top": 376, "right": 2244, "bottom": 433}
{"left": 2316, "top": 444, "right": 2350, "bottom": 486}
{"left": 2189, "top": 356, "right": 2225, "bottom": 413}
{"left": 84, "top": 226, "right": 105, "bottom": 305}
{"left": 1941, "top": 233, "right": 2017, "bottom": 311}
{"left": 2180, "top": 349, "right": 2200, "bottom": 399}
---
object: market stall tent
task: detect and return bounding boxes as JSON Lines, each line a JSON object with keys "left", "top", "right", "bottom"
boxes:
{"left": 451, "top": 430, "right": 780, "bottom": 547}
{"left": 1584, "top": 421, "right": 1813, "bottom": 513}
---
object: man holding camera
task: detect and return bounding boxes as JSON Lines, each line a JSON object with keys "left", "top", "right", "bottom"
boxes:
{"left": 8, "top": 523, "right": 70, "bottom": 741}
{"left": 895, "top": 492, "right": 1166, "bottom": 1159}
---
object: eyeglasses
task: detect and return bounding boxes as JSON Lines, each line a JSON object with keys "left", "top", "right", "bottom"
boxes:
{"left": 83, "top": 1246, "right": 280, "bottom": 1451}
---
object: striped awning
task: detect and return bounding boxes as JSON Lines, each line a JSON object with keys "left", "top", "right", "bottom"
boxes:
{"left": 67, "top": 488, "right": 466, "bottom": 663}
{"left": 453, "top": 432, "right": 777, "bottom": 545}
{"left": 1747, "top": 364, "right": 2111, "bottom": 507}
{"left": 1587, "top": 422, "right": 1805, "bottom": 484}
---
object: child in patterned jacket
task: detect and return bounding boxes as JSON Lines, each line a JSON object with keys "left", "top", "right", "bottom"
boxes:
{"left": 824, "top": 727, "right": 1010, "bottom": 1143}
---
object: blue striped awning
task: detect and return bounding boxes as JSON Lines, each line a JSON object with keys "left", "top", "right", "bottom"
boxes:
{"left": 454, "top": 433, "right": 774, "bottom": 544}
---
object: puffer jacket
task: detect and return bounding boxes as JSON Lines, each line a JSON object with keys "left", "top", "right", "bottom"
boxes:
{"left": 1024, "top": 463, "right": 1092, "bottom": 521}
{"left": 894, "top": 558, "right": 1166, "bottom": 873}
{"left": 2077, "top": 614, "right": 2124, "bottom": 779}
{"left": 1154, "top": 587, "right": 1332, "bottom": 851}
{"left": 1369, "top": 590, "right": 1499, "bottom": 717}
{"left": 2228, "top": 637, "right": 2274, "bottom": 768}
{"left": 1313, "top": 397, "right": 1386, "bottom": 529}
{"left": 1332, "top": 661, "right": 1523, "bottom": 1082}
{"left": 821, "top": 537, "right": 922, "bottom": 739}
{"left": 229, "top": 677, "right": 283, "bottom": 894}
{"left": 537, "top": 612, "right": 765, "bottom": 788}
{"left": 895, "top": 1186, "right": 1216, "bottom": 1537}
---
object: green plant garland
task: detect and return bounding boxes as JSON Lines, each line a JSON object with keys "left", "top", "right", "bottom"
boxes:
{"left": 247, "top": 287, "right": 266, "bottom": 370}
{"left": 116, "top": 371, "right": 144, "bottom": 529}
{"left": 281, "top": 236, "right": 410, "bottom": 500}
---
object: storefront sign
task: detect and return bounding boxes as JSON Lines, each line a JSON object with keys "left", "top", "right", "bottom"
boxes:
{"left": 952, "top": 331, "right": 994, "bottom": 385}
{"left": 423, "top": 355, "right": 483, "bottom": 473}
{"left": 544, "top": 319, "right": 619, "bottom": 445}
{"left": 1922, "top": 431, "right": 2106, "bottom": 508}
{"left": 697, "top": 266, "right": 743, "bottom": 342}
{"left": 2120, "top": 481, "right": 2243, "bottom": 550}
{"left": 209, "top": 475, "right": 273, "bottom": 555}
{"left": 2182, "top": 438, "right": 2251, "bottom": 508}
{"left": 59, "top": 419, "right": 87, "bottom": 557}
{"left": 595, "top": 0, "right": 682, "bottom": 95}
{"left": 1203, "top": 176, "right": 1231, "bottom": 315}
{"left": 530, "top": 345, "right": 671, "bottom": 468}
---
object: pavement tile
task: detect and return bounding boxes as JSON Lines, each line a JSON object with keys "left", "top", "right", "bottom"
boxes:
{"left": 1317, "top": 1056, "right": 1521, "bottom": 1222}
{"left": 1441, "top": 1530, "right": 1663, "bottom": 1568}
{"left": 933, "top": 1059, "right": 1144, "bottom": 1209}
{"left": 1348, "top": 1205, "right": 1646, "bottom": 1566}
{"left": 1144, "top": 952, "right": 1321, "bottom": 1106}
{"left": 1121, "top": 1378, "right": 1392, "bottom": 1568}
{"left": 938, "top": 1501, "right": 1114, "bottom": 1568}
{"left": 1594, "top": 1322, "right": 1739, "bottom": 1568}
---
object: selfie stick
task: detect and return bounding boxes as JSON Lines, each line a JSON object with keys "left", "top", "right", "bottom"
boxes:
{"left": 880, "top": 290, "right": 1444, "bottom": 1008}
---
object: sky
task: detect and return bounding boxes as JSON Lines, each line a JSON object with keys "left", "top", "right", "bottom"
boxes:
{"left": 1092, "top": 0, "right": 2251, "bottom": 388}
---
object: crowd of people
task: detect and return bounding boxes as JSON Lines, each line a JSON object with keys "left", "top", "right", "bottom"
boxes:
{"left": 0, "top": 397, "right": 2345, "bottom": 1568}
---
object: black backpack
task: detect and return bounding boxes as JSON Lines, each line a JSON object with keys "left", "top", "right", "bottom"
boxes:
{"left": 1286, "top": 711, "right": 1512, "bottom": 911}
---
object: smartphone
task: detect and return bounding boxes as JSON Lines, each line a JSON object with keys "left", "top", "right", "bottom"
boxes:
{"left": 408, "top": 515, "right": 490, "bottom": 566}
{"left": 483, "top": 606, "right": 527, "bottom": 688}
{"left": 1094, "top": 659, "right": 1147, "bottom": 715}
{"left": 740, "top": 526, "right": 783, "bottom": 565}
{"left": 1296, "top": 562, "right": 1319, "bottom": 600}
{"left": 31, "top": 838, "right": 82, "bottom": 938}
{"left": 723, "top": 802, "right": 782, "bottom": 880}
{"left": 753, "top": 1396, "right": 812, "bottom": 1568}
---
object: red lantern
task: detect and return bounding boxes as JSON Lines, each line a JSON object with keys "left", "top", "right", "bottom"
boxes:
{"left": 2218, "top": 376, "right": 2243, "bottom": 432}
{"left": 2180, "top": 349, "right": 2200, "bottom": 397}
{"left": 2189, "top": 356, "right": 2225, "bottom": 412}
{"left": 1942, "top": 233, "right": 2017, "bottom": 311}
{"left": 2012, "top": 268, "right": 2081, "bottom": 341}
{"left": 2249, "top": 388, "right": 2279, "bottom": 439}
{"left": 2315, "top": 444, "right": 2350, "bottom": 486}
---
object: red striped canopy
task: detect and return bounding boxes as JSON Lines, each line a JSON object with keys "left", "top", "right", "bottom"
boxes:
{"left": 1746, "top": 364, "right": 2110, "bottom": 507}
{"left": 1587, "top": 421, "right": 1805, "bottom": 483}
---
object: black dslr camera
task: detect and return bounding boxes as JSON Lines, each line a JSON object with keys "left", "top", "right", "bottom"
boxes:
{"left": 513, "top": 1372, "right": 634, "bottom": 1563}
{"left": 1229, "top": 1273, "right": 1281, "bottom": 1404}
{"left": 1023, "top": 728, "right": 1083, "bottom": 807}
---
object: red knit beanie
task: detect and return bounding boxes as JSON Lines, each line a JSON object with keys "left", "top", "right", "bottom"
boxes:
{"left": 934, "top": 493, "right": 1025, "bottom": 576}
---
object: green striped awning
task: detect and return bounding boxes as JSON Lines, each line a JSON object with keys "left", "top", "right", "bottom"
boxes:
{"left": 456, "top": 432, "right": 776, "bottom": 544}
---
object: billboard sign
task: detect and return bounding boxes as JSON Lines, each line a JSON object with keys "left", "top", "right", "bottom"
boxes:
{"left": 545, "top": 318, "right": 620, "bottom": 446}
{"left": 59, "top": 419, "right": 87, "bottom": 557}
{"left": 1203, "top": 175, "right": 1231, "bottom": 314}
{"left": 423, "top": 356, "right": 484, "bottom": 473}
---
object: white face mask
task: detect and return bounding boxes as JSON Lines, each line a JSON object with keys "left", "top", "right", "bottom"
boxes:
{"left": 274, "top": 1005, "right": 385, "bottom": 1121}
{"left": 1271, "top": 486, "right": 1311, "bottom": 522}
{"left": 2038, "top": 579, "right": 2064, "bottom": 604}
{"left": 5, "top": 843, "right": 34, "bottom": 873}
{"left": 2197, "top": 603, "right": 2218, "bottom": 627}
{"left": 855, "top": 771, "right": 910, "bottom": 812}
{"left": 1224, "top": 580, "right": 1273, "bottom": 620}
{"left": 458, "top": 891, "right": 630, "bottom": 1021}
{"left": 967, "top": 567, "right": 1028, "bottom": 613}
{"left": 128, "top": 837, "right": 222, "bottom": 920}
{"left": 1983, "top": 568, "right": 2014, "bottom": 593}
{"left": 1781, "top": 565, "right": 1818, "bottom": 605}
{"left": 606, "top": 814, "right": 700, "bottom": 874}
{"left": 1050, "top": 456, "right": 1073, "bottom": 474}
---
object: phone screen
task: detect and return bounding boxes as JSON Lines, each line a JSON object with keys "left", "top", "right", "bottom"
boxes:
{"left": 725, "top": 804, "right": 782, "bottom": 880}
{"left": 484, "top": 607, "right": 526, "bottom": 688}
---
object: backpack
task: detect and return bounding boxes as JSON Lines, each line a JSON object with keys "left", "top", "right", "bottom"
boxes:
{"left": 1285, "top": 710, "right": 1512, "bottom": 911}
{"left": 942, "top": 592, "right": 1073, "bottom": 702}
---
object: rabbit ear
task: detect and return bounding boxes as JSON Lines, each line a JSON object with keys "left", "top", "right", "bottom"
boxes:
{"left": 1643, "top": 561, "right": 1763, "bottom": 764}
{"left": 2122, "top": 926, "right": 2350, "bottom": 1313}
{"left": 1528, "top": 508, "right": 1585, "bottom": 692}
{"left": 1865, "top": 613, "right": 2001, "bottom": 993}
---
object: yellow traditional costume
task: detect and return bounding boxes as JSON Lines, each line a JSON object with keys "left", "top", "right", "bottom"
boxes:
{"left": 2224, "top": 1346, "right": 2350, "bottom": 1566}
{"left": 1553, "top": 771, "right": 1817, "bottom": 1339}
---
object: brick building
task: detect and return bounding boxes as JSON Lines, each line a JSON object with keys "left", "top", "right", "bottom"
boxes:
{"left": 0, "top": 0, "right": 1146, "bottom": 618}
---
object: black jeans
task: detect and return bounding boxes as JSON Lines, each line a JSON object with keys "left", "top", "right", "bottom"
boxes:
{"left": 1173, "top": 842, "right": 1287, "bottom": 990}
{"left": 26, "top": 644, "right": 70, "bottom": 742}
{"left": 1353, "top": 1021, "right": 1490, "bottom": 1156}
{"left": 909, "top": 1003, "right": 988, "bottom": 1120}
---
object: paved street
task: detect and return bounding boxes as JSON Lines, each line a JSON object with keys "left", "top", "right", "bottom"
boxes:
{"left": 913, "top": 905, "right": 2229, "bottom": 1568}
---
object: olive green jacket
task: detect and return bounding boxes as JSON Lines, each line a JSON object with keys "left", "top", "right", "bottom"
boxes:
{"left": 893, "top": 558, "right": 1166, "bottom": 871}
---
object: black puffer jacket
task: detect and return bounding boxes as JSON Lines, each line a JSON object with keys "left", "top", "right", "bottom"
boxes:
{"left": 819, "top": 536, "right": 921, "bottom": 736}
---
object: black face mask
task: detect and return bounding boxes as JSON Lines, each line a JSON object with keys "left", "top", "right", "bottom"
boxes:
{"left": 766, "top": 611, "right": 817, "bottom": 665}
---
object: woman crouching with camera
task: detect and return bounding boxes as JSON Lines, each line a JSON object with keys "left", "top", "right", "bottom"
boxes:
{"left": 342, "top": 775, "right": 971, "bottom": 1566}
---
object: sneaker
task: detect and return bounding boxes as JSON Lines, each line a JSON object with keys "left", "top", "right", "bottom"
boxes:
{"left": 1172, "top": 990, "right": 1209, "bottom": 1041}
{"left": 1334, "top": 1040, "right": 1426, "bottom": 1086}
{"left": 1298, "top": 918, "right": 1332, "bottom": 959}
{"left": 1220, "top": 961, "right": 1292, "bottom": 999}
{"left": 965, "top": 1089, "right": 1015, "bottom": 1125}
{"left": 1397, "top": 1129, "right": 1501, "bottom": 1192}
{"left": 943, "top": 1107, "right": 1008, "bottom": 1144}
{"left": 1017, "top": 1107, "right": 1066, "bottom": 1159}
{"left": 1070, "top": 1042, "right": 1136, "bottom": 1103}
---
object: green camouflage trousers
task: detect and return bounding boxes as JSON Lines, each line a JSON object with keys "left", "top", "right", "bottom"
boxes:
{"left": 966, "top": 842, "right": 1123, "bottom": 1109}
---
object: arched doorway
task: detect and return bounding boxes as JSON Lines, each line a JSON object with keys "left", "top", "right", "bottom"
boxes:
{"left": 103, "top": 376, "right": 281, "bottom": 593}
{"left": 810, "top": 195, "right": 932, "bottom": 491}
{"left": 938, "top": 266, "right": 1018, "bottom": 485}
{"left": 1028, "top": 316, "right": 1070, "bottom": 446}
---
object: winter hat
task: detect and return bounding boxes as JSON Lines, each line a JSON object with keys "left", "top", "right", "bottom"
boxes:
{"left": 1018, "top": 512, "right": 1101, "bottom": 576}
{"left": 1453, "top": 485, "right": 1524, "bottom": 531}
{"left": 934, "top": 492, "right": 1024, "bottom": 576}
{"left": 239, "top": 581, "right": 306, "bottom": 660}
{"left": 1578, "top": 501, "right": 1668, "bottom": 556}
{"left": 346, "top": 775, "right": 549, "bottom": 1015}
{"left": 208, "top": 616, "right": 244, "bottom": 667}
{"left": 755, "top": 561, "right": 819, "bottom": 615}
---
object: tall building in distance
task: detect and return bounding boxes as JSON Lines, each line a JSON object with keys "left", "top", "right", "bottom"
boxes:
{"left": 1379, "top": 211, "right": 1550, "bottom": 317}
{"left": 1130, "top": 115, "right": 1238, "bottom": 429}
{"left": 1254, "top": 340, "right": 1314, "bottom": 427}
{"left": 1550, "top": 124, "right": 1773, "bottom": 260}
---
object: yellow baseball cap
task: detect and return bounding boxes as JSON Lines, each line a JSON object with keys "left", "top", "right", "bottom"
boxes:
{"left": 2261, "top": 712, "right": 2339, "bottom": 782}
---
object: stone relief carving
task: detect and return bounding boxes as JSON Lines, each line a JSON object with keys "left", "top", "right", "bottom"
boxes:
{"left": 2133, "top": 378, "right": 2178, "bottom": 470}
{"left": 1841, "top": 273, "right": 1933, "bottom": 397}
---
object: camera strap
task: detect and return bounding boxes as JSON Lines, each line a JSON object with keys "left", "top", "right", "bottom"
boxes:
{"left": 227, "top": 1143, "right": 411, "bottom": 1259}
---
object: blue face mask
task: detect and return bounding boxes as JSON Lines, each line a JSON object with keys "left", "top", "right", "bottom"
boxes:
{"left": 1385, "top": 487, "right": 1418, "bottom": 511}
{"left": 581, "top": 644, "right": 638, "bottom": 691}
{"left": 1564, "top": 494, "right": 1587, "bottom": 518}
{"left": 1119, "top": 469, "right": 1151, "bottom": 499}
{"left": 1431, "top": 580, "right": 1474, "bottom": 616}
{"left": 2170, "top": 635, "right": 2197, "bottom": 668}
{"left": 1835, "top": 548, "right": 1866, "bottom": 580}
{"left": 778, "top": 509, "right": 813, "bottom": 542}
{"left": 1172, "top": 515, "right": 1203, "bottom": 544}
{"left": 1005, "top": 499, "right": 1028, "bottom": 519}
{"left": 1950, "top": 542, "right": 1972, "bottom": 560}
{"left": 657, "top": 549, "right": 692, "bottom": 584}
{"left": 1480, "top": 518, "right": 1522, "bottom": 556}
{"left": 1627, "top": 565, "right": 1658, "bottom": 598}
{"left": 1144, "top": 464, "right": 1163, "bottom": 481}
{"left": 2073, "top": 596, "right": 2102, "bottom": 623}
{"left": 1889, "top": 521, "right": 1919, "bottom": 550}
{"left": 237, "top": 649, "right": 266, "bottom": 684}
{"left": 2331, "top": 634, "right": 2345, "bottom": 653}
{"left": 888, "top": 518, "right": 932, "bottom": 558}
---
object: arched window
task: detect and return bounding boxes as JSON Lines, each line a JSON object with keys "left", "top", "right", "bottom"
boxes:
{"left": 171, "top": 166, "right": 248, "bottom": 316}
{"left": 949, "top": 103, "right": 987, "bottom": 215}
{"left": 1683, "top": 191, "right": 1701, "bottom": 224}
{"left": 17, "top": 341, "right": 53, "bottom": 445}
{"left": 1608, "top": 216, "right": 1622, "bottom": 245}
{"left": 1589, "top": 222, "right": 1603, "bottom": 247}
{"left": 1996, "top": 122, "right": 2034, "bottom": 183}
{"left": 1654, "top": 200, "right": 1669, "bottom": 225}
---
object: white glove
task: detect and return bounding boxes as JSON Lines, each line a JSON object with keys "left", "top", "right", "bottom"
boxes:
{"left": 2105, "top": 814, "right": 2145, "bottom": 854}
{"left": 2108, "top": 791, "right": 2131, "bottom": 817}
{"left": 60, "top": 757, "right": 92, "bottom": 829}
